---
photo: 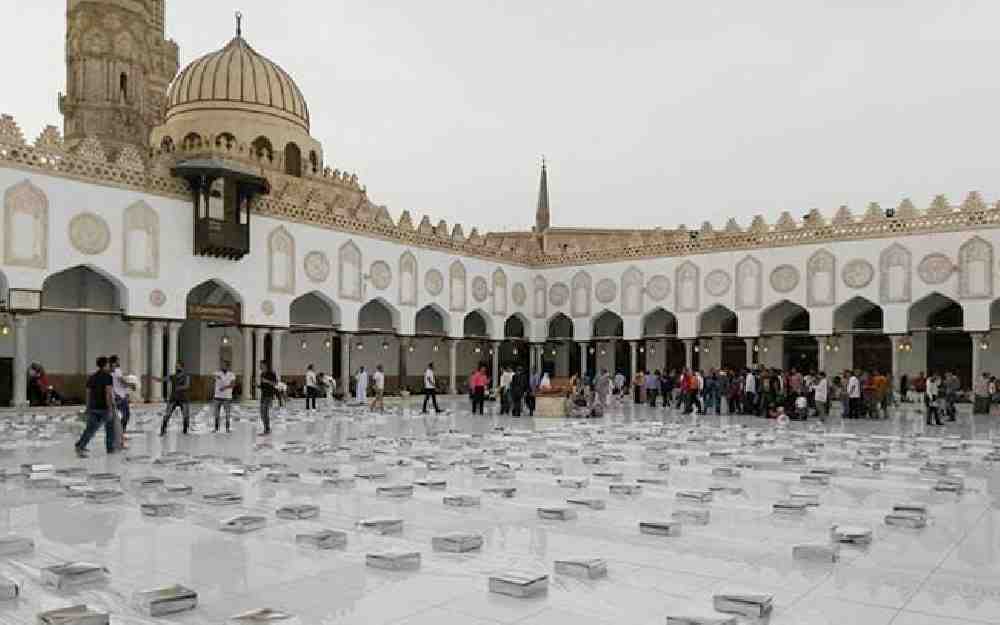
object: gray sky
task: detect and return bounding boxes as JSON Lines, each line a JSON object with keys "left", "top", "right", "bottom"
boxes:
{"left": 6, "top": 1, "right": 1000, "bottom": 232}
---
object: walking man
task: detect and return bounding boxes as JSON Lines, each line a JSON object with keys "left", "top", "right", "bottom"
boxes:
{"left": 160, "top": 361, "right": 191, "bottom": 436}
{"left": 305, "top": 364, "right": 318, "bottom": 411}
{"left": 109, "top": 355, "right": 130, "bottom": 448}
{"left": 422, "top": 362, "right": 442, "bottom": 414}
{"left": 212, "top": 360, "right": 236, "bottom": 433}
{"left": 259, "top": 360, "right": 277, "bottom": 435}
{"left": 370, "top": 364, "right": 385, "bottom": 412}
{"left": 75, "top": 356, "right": 116, "bottom": 458}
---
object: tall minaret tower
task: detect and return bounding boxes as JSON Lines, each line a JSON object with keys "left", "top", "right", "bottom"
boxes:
{"left": 60, "top": 0, "right": 179, "bottom": 156}
{"left": 535, "top": 158, "right": 551, "bottom": 232}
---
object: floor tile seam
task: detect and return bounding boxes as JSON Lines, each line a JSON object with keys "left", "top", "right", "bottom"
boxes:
{"left": 891, "top": 606, "right": 1000, "bottom": 625}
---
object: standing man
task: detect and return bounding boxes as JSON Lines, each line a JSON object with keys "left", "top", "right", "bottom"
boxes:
{"left": 499, "top": 366, "right": 514, "bottom": 415}
{"left": 355, "top": 366, "right": 368, "bottom": 404}
{"left": 847, "top": 369, "right": 862, "bottom": 419}
{"left": 160, "top": 361, "right": 191, "bottom": 436}
{"left": 595, "top": 368, "right": 612, "bottom": 411}
{"left": 305, "top": 364, "right": 318, "bottom": 411}
{"left": 814, "top": 371, "right": 829, "bottom": 421}
{"left": 370, "top": 364, "right": 385, "bottom": 412}
{"left": 510, "top": 366, "right": 529, "bottom": 417}
{"left": 212, "top": 360, "right": 236, "bottom": 433}
{"left": 109, "top": 355, "right": 130, "bottom": 448}
{"left": 422, "top": 362, "right": 442, "bottom": 414}
{"left": 75, "top": 356, "right": 117, "bottom": 458}
{"left": 743, "top": 369, "right": 757, "bottom": 415}
{"left": 259, "top": 360, "right": 277, "bottom": 435}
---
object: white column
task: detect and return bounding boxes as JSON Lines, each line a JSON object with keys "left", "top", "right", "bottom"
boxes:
{"left": 12, "top": 316, "right": 29, "bottom": 408}
{"left": 148, "top": 321, "right": 165, "bottom": 402}
{"left": 744, "top": 338, "right": 755, "bottom": 369}
{"left": 971, "top": 333, "right": 985, "bottom": 390}
{"left": 816, "top": 336, "right": 827, "bottom": 375}
{"left": 166, "top": 322, "right": 180, "bottom": 375}
{"left": 889, "top": 335, "right": 903, "bottom": 393}
{"left": 448, "top": 339, "right": 458, "bottom": 394}
{"left": 629, "top": 341, "right": 638, "bottom": 379}
{"left": 579, "top": 342, "right": 588, "bottom": 379}
{"left": 683, "top": 339, "right": 694, "bottom": 370}
{"left": 128, "top": 320, "right": 145, "bottom": 401}
{"left": 271, "top": 329, "right": 285, "bottom": 378}
{"left": 339, "top": 333, "right": 351, "bottom": 396}
{"left": 241, "top": 326, "right": 254, "bottom": 403}
{"left": 491, "top": 341, "right": 500, "bottom": 388}
{"left": 255, "top": 328, "right": 267, "bottom": 399}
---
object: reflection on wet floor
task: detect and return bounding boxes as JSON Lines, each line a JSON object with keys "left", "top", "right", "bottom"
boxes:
{"left": 0, "top": 397, "right": 999, "bottom": 625}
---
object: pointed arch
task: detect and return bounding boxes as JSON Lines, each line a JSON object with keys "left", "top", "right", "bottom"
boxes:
{"left": 547, "top": 312, "right": 574, "bottom": 339}
{"left": 267, "top": 226, "right": 295, "bottom": 294}
{"left": 698, "top": 304, "right": 738, "bottom": 334}
{"left": 591, "top": 309, "right": 624, "bottom": 338}
{"left": 880, "top": 243, "right": 912, "bottom": 303}
{"left": 735, "top": 255, "right": 762, "bottom": 309}
{"left": 463, "top": 308, "right": 492, "bottom": 338}
{"left": 398, "top": 251, "right": 418, "bottom": 306}
{"left": 834, "top": 296, "right": 882, "bottom": 331}
{"left": 290, "top": 290, "right": 340, "bottom": 326}
{"left": 43, "top": 264, "right": 128, "bottom": 312}
{"left": 807, "top": 248, "right": 836, "bottom": 307}
{"left": 959, "top": 236, "right": 993, "bottom": 299}
{"left": 338, "top": 240, "right": 362, "bottom": 301}
{"left": 4, "top": 179, "right": 48, "bottom": 269}
{"left": 533, "top": 275, "right": 548, "bottom": 319}
{"left": 908, "top": 292, "right": 963, "bottom": 329}
{"left": 760, "top": 299, "right": 809, "bottom": 333}
{"left": 641, "top": 307, "right": 677, "bottom": 337}
{"left": 504, "top": 313, "right": 529, "bottom": 338}
{"left": 123, "top": 200, "right": 159, "bottom": 278}
{"left": 492, "top": 267, "right": 508, "bottom": 316}
{"left": 415, "top": 303, "right": 450, "bottom": 335}
{"left": 675, "top": 261, "right": 699, "bottom": 312}
{"left": 621, "top": 266, "right": 643, "bottom": 315}
{"left": 571, "top": 270, "right": 592, "bottom": 318}
{"left": 358, "top": 297, "right": 401, "bottom": 331}
{"left": 449, "top": 260, "right": 467, "bottom": 312}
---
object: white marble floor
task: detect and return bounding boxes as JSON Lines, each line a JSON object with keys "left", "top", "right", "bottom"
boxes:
{"left": 1, "top": 397, "right": 999, "bottom": 624}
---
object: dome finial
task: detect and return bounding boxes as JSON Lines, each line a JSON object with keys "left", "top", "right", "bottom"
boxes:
{"left": 235, "top": 11, "right": 243, "bottom": 37}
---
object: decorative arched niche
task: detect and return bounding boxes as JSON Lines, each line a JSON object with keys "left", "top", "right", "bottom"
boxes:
{"left": 735, "top": 255, "right": 762, "bottom": 309}
{"left": 959, "top": 236, "right": 993, "bottom": 299}
{"left": 675, "top": 261, "right": 699, "bottom": 312}
{"left": 807, "top": 249, "right": 836, "bottom": 307}
{"left": 571, "top": 271, "right": 592, "bottom": 318}
{"left": 449, "top": 260, "right": 467, "bottom": 312}
{"left": 492, "top": 268, "right": 508, "bottom": 316}
{"left": 621, "top": 266, "right": 644, "bottom": 315}
{"left": 4, "top": 180, "right": 48, "bottom": 268}
{"left": 533, "top": 275, "right": 548, "bottom": 319}
{"left": 399, "top": 251, "right": 418, "bottom": 306}
{"left": 267, "top": 226, "right": 295, "bottom": 294}
{"left": 879, "top": 243, "right": 912, "bottom": 304}
{"left": 123, "top": 200, "right": 159, "bottom": 278}
{"left": 338, "top": 240, "right": 362, "bottom": 301}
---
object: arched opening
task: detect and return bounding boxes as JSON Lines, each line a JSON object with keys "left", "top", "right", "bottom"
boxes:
{"left": 31, "top": 266, "right": 129, "bottom": 405}
{"left": 159, "top": 136, "right": 174, "bottom": 153}
{"left": 416, "top": 305, "right": 446, "bottom": 335}
{"left": 462, "top": 310, "right": 493, "bottom": 375}
{"left": 408, "top": 304, "right": 450, "bottom": 392}
{"left": 181, "top": 132, "right": 202, "bottom": 150}
{"left": 834, "top": 297, "right": 890, "bottom": 376}
{"left": 641, "top": 308, "right": 682, "bottom": 373}
{"left": 697, "top": 305, "right": 743, "bottom": 371}
{"left": 251, "top": 136, "right": 273, "bottom": 162}
{"left": 910, "top": 293, "right": 969, "bottom": 384}
{"left": 309, "top": 150, "right": 319, "bottom": 174}
{"left": 353, "top": 298, "right": 401, "bottom": 391}
{"left": 288, "top": 292, "right": 341, "bottom": 393}
{"left": 761, "top": 300, "right": 816, "bottom": 372}
{"left": 462, "top": 310, "right": 490, "bottom": 338}
{"left": 284, "top": 142, "right": 302, "bottom": 177}
{"left": 502, "top": 314, "right": 529, "bottom": 371}
{"left": 215, "top": 132, "right": 237, "bottom": 150}
{"left": 183, "top": 280, "right": 243, "bottom": 401}
{"left": 545, "top": 312, "right": 577, "bottom": 377}
{"left": 591, "top": 310, "right": 624, "bottom": 377}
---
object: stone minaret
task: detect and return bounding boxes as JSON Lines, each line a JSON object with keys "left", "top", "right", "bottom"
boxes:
{"left": 60, "top": 0, "right": 179, "bottom": 156}
{"left": 535, "top": 158, "right": 551, "bottom": 232}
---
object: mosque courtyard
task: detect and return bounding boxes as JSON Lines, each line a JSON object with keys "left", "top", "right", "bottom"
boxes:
{"left": 0, "top": 398, "right": 997, "bottom": 625}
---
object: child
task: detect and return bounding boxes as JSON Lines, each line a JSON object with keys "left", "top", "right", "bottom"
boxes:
{"left": 794, "top": 394, "right": 808, "bottom": 420}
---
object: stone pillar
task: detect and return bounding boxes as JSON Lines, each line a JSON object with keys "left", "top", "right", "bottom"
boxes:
{"left": 744, "top": 338, "right": 755, "bottom": 369}
{"left": 255, "top": 329, "right": 267, "bottom": 399}
{"left": 398, "top": 336, "right": 410, "bottom": 393}
{"left": 683, "top": 339, "right": 694, "bottom": 370}
{"left": 271, "top": 329, "right": 285, "bottom": 378}
{"left": 12, "top": 316, "right": 29, "bottom": 408}
{"left": 448, "top": 339, "right": 458, "bottom": 394}
{"left": 971, "top": 333, "right": 986, "bottom": 390}
{"left": 491, "top": 341, "right": 501, "bottom": 388}
{"left": 816, "top": 336, "right": 827, "bottom": 375}
{"left": 166, "top": 322, "right": 180, "bottom": 377}
{"left": 629, "top": 340, "right": 638, "bottom": 380}
{"left": 128, "top": 320, "right": 145, "bottom": 401}
{"left": 889, "top": 335, "right": 904, "bottom": 393}
{"left": 339, "top": 333, "right": 351, "bottom": 397}
{"left": 148, "top": 321, "right": 165, "bottom": 402}
{"left": 241, "top": 326, "right": 254, "bottom": 403}
{"left": 579, "top": 342, "right": 588, "bottom": 379}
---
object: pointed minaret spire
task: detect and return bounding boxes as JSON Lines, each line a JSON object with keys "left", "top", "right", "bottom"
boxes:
{"left": 535, "top": 156, "right": 550, "bottom": 232}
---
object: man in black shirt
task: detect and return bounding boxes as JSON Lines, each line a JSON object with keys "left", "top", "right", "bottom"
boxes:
{"left": 75, "top": 356, "right": 116, "bottom": 457}
{"left": 259, "top": 360, "right": 277, "bottom": 435}
{"left": 160, "top": 361, "right": 191, "bottom": 436}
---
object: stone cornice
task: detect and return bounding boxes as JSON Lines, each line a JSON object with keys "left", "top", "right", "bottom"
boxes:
{"left": 2, "top": 113, "right": 998, "bottom": 269}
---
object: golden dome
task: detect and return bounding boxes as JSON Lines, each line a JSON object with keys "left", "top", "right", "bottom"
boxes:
{"left": 166, "top": 35, "right": 309, "bottom": 132}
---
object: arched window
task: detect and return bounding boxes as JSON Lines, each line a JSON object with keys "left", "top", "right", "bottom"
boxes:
{"left": 251, "top": 136, "right": 273, "bottom": 162}
{"left": 159, "top": 136, "right": 174, "bottom": 153}
{"left": 284, "top": 142, "right": 302, "bottom": 177}
{"left": 182, "top": 132, "right": 201, "bottom": 150}
{"left": 215, "top": 132, "right": 236, "bottom": 150}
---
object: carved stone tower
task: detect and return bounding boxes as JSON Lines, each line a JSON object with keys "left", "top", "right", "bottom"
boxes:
{"left": 60, "top": 0, "right": 179, "bottom": 156}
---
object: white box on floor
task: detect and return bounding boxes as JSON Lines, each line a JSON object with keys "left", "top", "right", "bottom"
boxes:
{"left": 885, "top": 513, "right": 927, "bottom": 529}
{"left": 773, "top": 500, "right": 808, "bottom": 515}
{"left": 792, "top": 544, "right": 840, "bottom": 562}
{"left": 557, "top": 477, "right": 589, "bottom": 488}
{"left": 443, "top": 494, "right": 480, "bottom": 507}
{"left": 41, "top": 562, "right": 109, "bottom": 590}
{"left": 140, "top": 502, "right": 183, "bottom": 517}
{"left": 133, "top": 584, "right": 198, "bottom": 616}
{"left": 488, "top": 573, "right": 548, "bottom": 598}
{"left": 220, "top": 515, "right": 266, "bottom": 533}
{"left": 414, "top": 478, "right": 447, "bottom": 489}
{"left": 276, "top": 504, "right": 320, "bottom": 520}
{"left": 482, "top": 486, "right": 516, "bottom": 498}
{"left": 672, "top": 509, "right": 710, "bottom": 525}
{"left": 365, "top": 552, "right": 420, "bottom": 571}
{"left": 37, "top": 604, "right": 110, "bottom": 625}
{"left": 164, "top": 483, "right": 193, "bottom": 495}
{"left": 202, "top": 491, "right": 242, "bottom": 505}
{"left": 712, "top": 593, "right": 774, "bottom": 618}
{"left": 566, "top": 497, "right": 606, "bottom": 510}
{"left": 376, "top": 484, "right": 414, "bottom": 498}
{"left": 357, "top": 518, "right": 403, "bottom": 535}
{"left": 432, "top": 533, "right": 483, "bottom": 553}
{"left": 296, "top": 529, "right": 347, "bottom": 550}
{"left": 676, "top": 490, "right": 713, "bottom": 503}
{"left": 610, "top": 483, "right": 642, "bottom": 495}
{"left": 639, "top": 521, "right": 682, "bottom": 537}
{"left": 830, "top": 525, "right": 872, "bottom": 545}
{"left": 554, "top": 558, "right": 607, "bottom": 579}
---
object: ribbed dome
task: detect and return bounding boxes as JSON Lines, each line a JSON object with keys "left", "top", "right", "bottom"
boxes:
{"left": 166, "top": 36, "right": 310, "bottom": 131}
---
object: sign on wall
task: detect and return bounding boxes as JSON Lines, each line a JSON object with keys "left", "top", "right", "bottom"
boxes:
{"left": 187, "top": 303, "right": 241, "bottom": 324}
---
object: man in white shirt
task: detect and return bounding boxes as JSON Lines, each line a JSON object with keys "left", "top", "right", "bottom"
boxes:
{"left": 499, "top": 366, "right": 514, "bottom": 415}
{"left": 355, "top": 366, "right": 368, "bottom": 404}
{"left": 305, "top": 364, "right": 318, "bottom": 411}
{"left": 213, "top": 361, "right": 237, "bottom": 433}
{"left": 370, "top": 364, "right": 385, "bottom": 412}
{"left": 422, "top": 363, "right": 442, "bottom": 414}
{"left": 814, "top": 372, "right": 829, "bottom": 420}
{"left": 743, "top": 369, "right": 757, "bottom": 415}
{"left": 109, "top": 355, "right": 129, "bottom": 448}
{"left": 925, "top": 374, "right": 942, "bottom": 425}
{"left": 847, "top": 370, "right": 861, "bottom": 419}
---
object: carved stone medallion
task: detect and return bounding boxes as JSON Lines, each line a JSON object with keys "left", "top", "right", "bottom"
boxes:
{"left": 425, "top": 269, "right": 444, "bottom": 296}
{"left": 304, "top": 250, "right": 330, "bottom": 283}
{"left": 595, "top": 278, "right": 617, "bottom": 304}
{"left": 472, "top": 276, "right": 489, "bottom": 303}
{"left": 549, "top": 282, "right": 570, "bottom": 307}
{"left": 68, "top": 212, "right": 111, "bottom": 255}
{"left": 646, "top": 275, "right": 670, "bottom": 302}
{"left": 149, "top": 289, "right": 166, "bottom": 308}
{"left": 512, "top": 282, "right": 527, "bottom": 306}
{"left": 705, "top": 270, "right": 732, "bottom": 297}
{"left": 842, "top": 259, "right": 875, "bottom": 289}
{"left": 261, "top": 300, "right": 275, "bottom": 317}
{"left": 769, "top": 265, "right": 800, "bottom": 293}
{"left": 370, "top": 261, "right": 392, "bottom": 290}
{"left": 917, "top": 253, "right": 954, "bottom": 285}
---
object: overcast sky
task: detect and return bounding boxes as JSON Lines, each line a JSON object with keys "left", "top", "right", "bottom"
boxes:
{"left": 6, "top": 1, "right": 1000, "bottom": 232}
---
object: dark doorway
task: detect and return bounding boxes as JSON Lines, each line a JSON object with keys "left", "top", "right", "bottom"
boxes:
{"left": 0, "top": 357, "right": 11, "bottom": 406}
{"left": 926, "top": 302, "right": 970, "bottom": 385}
{"left": 721, "top": 338, "right": 745, "bottom": 371}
